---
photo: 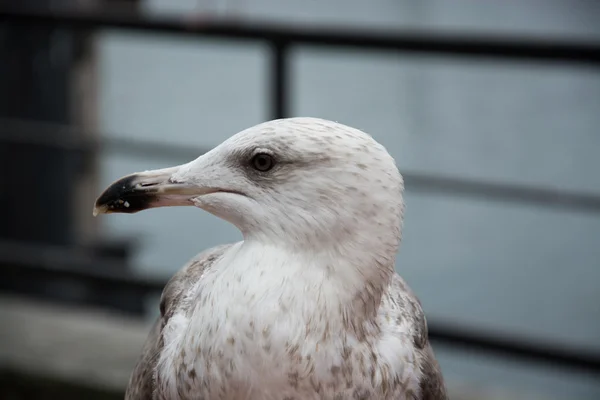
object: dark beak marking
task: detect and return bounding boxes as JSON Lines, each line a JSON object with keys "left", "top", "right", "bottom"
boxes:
{"left": 94, "top": 175, "right": 161, "bottom": 214}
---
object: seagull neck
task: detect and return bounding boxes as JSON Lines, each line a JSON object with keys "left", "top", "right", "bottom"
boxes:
{"left": 238, "top": 238, "right": 395, "bottom": 326}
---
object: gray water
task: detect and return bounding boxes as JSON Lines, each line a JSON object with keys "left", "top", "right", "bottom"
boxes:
{"left": 96, "top": 0, "right": 600, "bottom": 398}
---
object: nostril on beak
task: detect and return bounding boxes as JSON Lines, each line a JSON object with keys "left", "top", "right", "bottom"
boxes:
{"left": 139, "top": 182, "right": 159, "bottom": 187}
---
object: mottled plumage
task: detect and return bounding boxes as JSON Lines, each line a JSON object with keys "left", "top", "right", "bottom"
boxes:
{"left": 96, "top": 117, "right": 447, "bottom": 400}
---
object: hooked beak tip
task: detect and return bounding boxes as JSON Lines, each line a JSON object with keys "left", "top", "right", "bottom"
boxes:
{"left": 92, "top": 204, "right": 108, "bottom": 217}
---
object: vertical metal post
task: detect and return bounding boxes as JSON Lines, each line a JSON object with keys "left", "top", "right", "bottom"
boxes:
{"left": 269, "top": 40, "right": 289, "bottom": 120}
{"left": 0, "top": 3, "right": 74, "bottom": 246}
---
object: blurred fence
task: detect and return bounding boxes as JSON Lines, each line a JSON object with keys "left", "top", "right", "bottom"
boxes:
{"left": 1, "top": 5, "right": 600, "bottom": 379}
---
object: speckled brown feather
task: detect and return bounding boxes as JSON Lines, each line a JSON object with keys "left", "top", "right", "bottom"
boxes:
{"left": 126, "top": 255, "right": 447, "bottom": 400}
{"left": 384, "top": 275, "right": 448, "bottom": 400}
{"left": 417, "top": 345, "right": 448, "bottom": 400}
{"left": 124, "top": 317, "right": 161, "bottom": 400}
{"left": 124, "top": 244, "right": 233, "bottom": 400}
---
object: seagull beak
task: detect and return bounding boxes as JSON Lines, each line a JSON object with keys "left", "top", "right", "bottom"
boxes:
{"left": 93, "top": 165, "right": 214, "bottom": 216}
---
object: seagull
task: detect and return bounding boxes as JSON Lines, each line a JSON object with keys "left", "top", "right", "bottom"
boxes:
{"left": 94, "top": 117, "right": 447, "bottom": 400}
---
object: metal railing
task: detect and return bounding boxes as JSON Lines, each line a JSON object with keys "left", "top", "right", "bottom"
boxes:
{"left": 1, "top": 6, "right": 600, "bottom": 376}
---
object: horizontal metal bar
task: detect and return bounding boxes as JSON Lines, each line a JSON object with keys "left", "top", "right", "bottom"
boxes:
{"left": 406, "top": 173, "right": 600, "bottom": 213}
{"left": 0, "top": 240, "right": 166, "bottom": 294}
{"left": 2, "top": 240, "right": 600, "bottom": 374}
{"left": 1, "top": 7, "right": 600, "bottom": 65}
{"left": 428, "top": 321, "right": 600, "bottom": 375}
{"left": 0, "top": 121, "right": 203, "bottom": 160}
{"left": 3, "top": 118, "right": 600, "bottom": 214}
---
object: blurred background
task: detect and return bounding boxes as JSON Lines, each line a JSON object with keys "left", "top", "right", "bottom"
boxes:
{"left": 1, "top": 1, "right": 600, "bottom": 399}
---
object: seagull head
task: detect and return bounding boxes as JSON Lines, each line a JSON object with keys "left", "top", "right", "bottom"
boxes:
{"left": 94, "top": 118, "right": 404, "bottom": 258}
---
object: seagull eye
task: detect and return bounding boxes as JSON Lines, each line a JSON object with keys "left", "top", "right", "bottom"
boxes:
{"left": 251, "top": 153, "right": 274, "bottom": 172}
